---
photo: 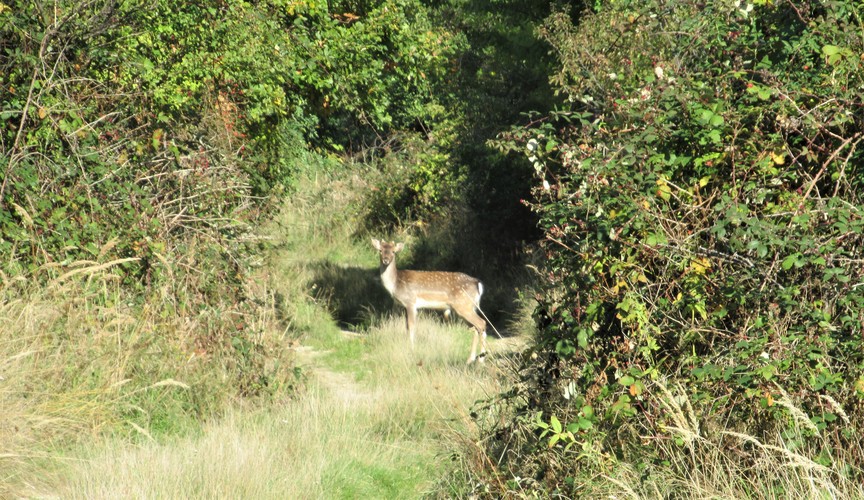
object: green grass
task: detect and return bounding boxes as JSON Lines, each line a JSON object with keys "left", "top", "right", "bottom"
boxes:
{"left": 45, "top": 311, "right": 520, "bottom": 499}
{"left": 32, "top": 161, "right": 529, "bottom": 498}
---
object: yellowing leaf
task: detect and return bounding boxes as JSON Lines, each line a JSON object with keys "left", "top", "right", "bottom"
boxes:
{"left": 152, "top": 128, "right": 164, "bottom": 149}
{"left": 38, "top": 107, "right": 47, "bottom": 119}
{"left": 690, "top": 257, "right": 711, "bottom": 275}
{"left": 771, "top": 151, "right": 785, "bottom": 165}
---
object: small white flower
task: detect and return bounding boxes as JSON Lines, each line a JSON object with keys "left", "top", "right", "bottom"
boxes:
{"left": 527, "top": 138, "right": 538, "bottom": 152}
{"left": 542, "top": 179, "right": 550, "bottom": 191}
{"left": 760, "top": 351, "right": 770, "bottom": 360}
{"left": 654, "top": 66, "right": 664, "bottom": 80}
{"left": 608, "top": 72, "right": 618, "bottom": 80}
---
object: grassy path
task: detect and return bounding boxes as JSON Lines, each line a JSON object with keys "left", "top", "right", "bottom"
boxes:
{"left": 51, "top": 323, "right": 515, "bottom": 499}
{"left": 46, "top": 168, "right": 522, "bottom": 498}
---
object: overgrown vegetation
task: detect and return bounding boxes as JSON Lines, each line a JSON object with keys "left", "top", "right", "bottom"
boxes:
{"left": 7, "top": 0, "right": 862, "bottom": 496}
{"left": 40, "top": 165, "right": 522, "bottom": 498}
{"left": 469, "top": 0, "right": 864, "bottom": 496}
{"left": 0, "top": 0, "right": 484, "bottom": 494}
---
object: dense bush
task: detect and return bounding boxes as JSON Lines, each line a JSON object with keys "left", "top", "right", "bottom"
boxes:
{"left": 0, "top": 0, "right": 468, "bottom": 478}
{"left": 482, "top": 0, "right": 864, "bottom": 495}
{"left": 0, "top": 0, "right": 460, "bottom": 270}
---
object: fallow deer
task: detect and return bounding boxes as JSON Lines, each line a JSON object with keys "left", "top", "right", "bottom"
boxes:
{"left": 371, "top": 238, "right": 487, "bottom": 364}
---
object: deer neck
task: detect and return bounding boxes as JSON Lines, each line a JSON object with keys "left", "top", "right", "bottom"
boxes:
{"left": 379, "top": 260, "right": 400, "bottom": 296}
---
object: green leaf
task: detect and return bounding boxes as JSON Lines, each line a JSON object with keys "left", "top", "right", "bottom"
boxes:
{"left": 781, "top": 253, "right": 800, "bottom": 270}
{"left": 550, "top": 415, "right": 562, "bottom": 433}
{"left": 821, "top": 45, "right": 842, "bottom": 56}
{"left": 534, "top": 411, "right": 548, "bottom": 429}
{"left": 576, "top": 329, "right": 589, "bottom": 348}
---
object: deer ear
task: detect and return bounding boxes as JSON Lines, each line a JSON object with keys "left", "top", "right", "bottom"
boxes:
{"left": 394, "top": 242, "right": 404, "bottom": 252}
{"left": 371, "top": 238, "right": 381, "bottom": 250}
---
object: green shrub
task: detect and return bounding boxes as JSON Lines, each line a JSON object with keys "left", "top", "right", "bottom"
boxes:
{"left": 483, "top": 0, "right": 864, "bottom": 495}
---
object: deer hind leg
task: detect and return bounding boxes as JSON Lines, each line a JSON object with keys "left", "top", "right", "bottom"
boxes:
{"left": 469, "top": 330, "right": 479, "bottom": 364}
{"left": 452, "top": 302, "right": 486, "bottom": 364}
{"left": 471, "top": 325, "right": 488, "bottom": 363}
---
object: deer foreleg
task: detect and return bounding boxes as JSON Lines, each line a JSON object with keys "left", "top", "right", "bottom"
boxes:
{"left": 406, "top": 306, "right": 417, "bottom": 349}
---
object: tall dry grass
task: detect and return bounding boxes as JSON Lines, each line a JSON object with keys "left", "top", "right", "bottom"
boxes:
{"left": 464, "top": 375, "right": 864, "bottom": 499}
{"left": 1, "top": 251, "right": 293, "bottom": 497}
{"left": 615, "top": 379, "right": 864, "bottom": 499}
{"left": 37, "top": 161, "right": 531, "bottom": 498}
{"left": 0, "top": 264, "right": 152, "bottom": 496}
{"left": 49, "top": 315, "right": 522, "bottom": 498}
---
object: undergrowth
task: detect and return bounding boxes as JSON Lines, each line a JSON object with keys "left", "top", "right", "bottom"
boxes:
{"left": 460, "top": 0, "right": 864, "bottom": 497}
{"left": 0, "top": 251, "right": 296, "bottom": 497}
{"left": 39, "top": 158, "right": 531, "bottom": 498}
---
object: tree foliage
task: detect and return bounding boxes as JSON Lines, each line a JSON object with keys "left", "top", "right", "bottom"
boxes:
{"left": 0, "top": 0, "right": 462, "bottom": 271}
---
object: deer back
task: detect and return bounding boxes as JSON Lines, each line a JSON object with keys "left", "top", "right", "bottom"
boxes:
{"left": 393, "top": 270, "right": 481, "bottom": 309}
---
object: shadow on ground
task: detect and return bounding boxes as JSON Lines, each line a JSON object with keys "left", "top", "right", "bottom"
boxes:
{"left": 308, "top": 257, "right": 526, "bottom": 337}
{"left": 308, "top": 261, "right": 393, "bottom": 330}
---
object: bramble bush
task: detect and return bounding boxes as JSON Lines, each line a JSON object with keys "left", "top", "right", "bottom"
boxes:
{"left": 482, "top": 0, "right": 864, "bottom": 495}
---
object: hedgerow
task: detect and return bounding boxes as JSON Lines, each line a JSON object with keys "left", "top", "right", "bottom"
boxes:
{"left": 481, "top": 0, "right": 864, "bottom": 495}
{"left": 0, "top": 0, "right": 465, "bottom": 474}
